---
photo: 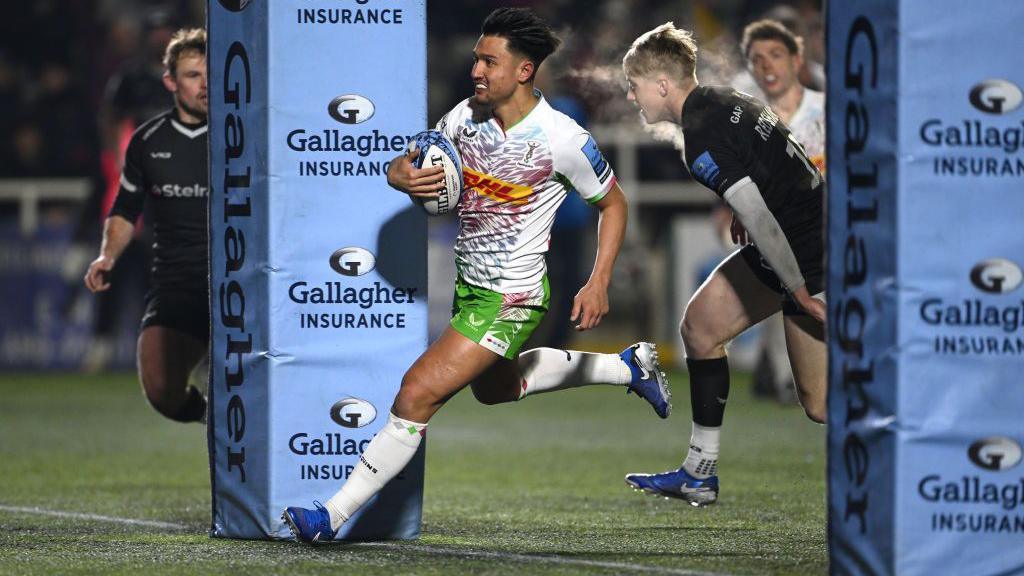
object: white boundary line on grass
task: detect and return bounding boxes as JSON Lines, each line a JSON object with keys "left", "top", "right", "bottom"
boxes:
{"left": 0, "top": 504, "right": 725, "bottom": 575}
{"left": 357, "top": 542, "right": 724, "bottom": 576}
{"left": 0, "top": 505, "right": 188, "bottom": 530}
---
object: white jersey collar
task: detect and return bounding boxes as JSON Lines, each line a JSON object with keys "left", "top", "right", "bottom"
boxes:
{"left": 170, "top": 117, "right": 208, "bottom": 139}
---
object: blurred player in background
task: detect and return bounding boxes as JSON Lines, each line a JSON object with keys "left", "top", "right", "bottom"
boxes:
{"left": 743, "top": 19, "right": 824, "bottom": 172}
{"left": 75, "top": 12, "right": 180, "bottom": 372}
{"left": 83, "top": 28, "right": 209, "bottom": 424}
{"left": 620, "top": 22, "right": 826, "bottom": 506}
{"left": 282, "top": 7, "right": 670, "bottom": 543}
{"left": 741, "top": 18, "right": 825, "bottom": 404}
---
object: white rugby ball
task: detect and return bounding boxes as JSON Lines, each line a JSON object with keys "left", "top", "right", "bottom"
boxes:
{"left": 409, "top": 129, "right": 463, "bottom": 216}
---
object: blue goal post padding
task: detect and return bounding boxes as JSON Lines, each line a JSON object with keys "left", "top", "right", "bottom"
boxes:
{"left": 207, "top": 0, "right": 427, "bottom": 540}
{"left": 828, "top": 1, "right": 1024, "bottom": 573}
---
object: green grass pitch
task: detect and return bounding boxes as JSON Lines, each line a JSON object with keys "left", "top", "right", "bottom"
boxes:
{"left": 0, "top": 370, "right": 826, "bottom": 575}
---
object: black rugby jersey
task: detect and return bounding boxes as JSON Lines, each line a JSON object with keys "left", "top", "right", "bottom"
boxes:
{"left": 681, "top": 86, "right": 823, "bottom": 241}
{"left": 109, "top": 109, "right": 208, "bottom": 293}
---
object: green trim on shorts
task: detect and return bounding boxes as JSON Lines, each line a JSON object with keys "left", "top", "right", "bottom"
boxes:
{"left": 449, "top": 276, "right": 550, "bottom": 359}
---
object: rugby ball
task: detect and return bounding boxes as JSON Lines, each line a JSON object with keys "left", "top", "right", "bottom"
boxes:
{"left": 409, "top": 129, "right": 462, "bottom": 216}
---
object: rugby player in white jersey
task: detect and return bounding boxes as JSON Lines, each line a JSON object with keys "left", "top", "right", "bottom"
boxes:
{"left": 743, "top": 19, "right": 824, "bottom": 175}
{"left": 620, "top": 23, "right": 827, "bottom": 506}
{"left": 740, "top": 19, "right": 826, "bottom": 403}
{"left": 282, "top": 7, "right": 671, "bottom": 542}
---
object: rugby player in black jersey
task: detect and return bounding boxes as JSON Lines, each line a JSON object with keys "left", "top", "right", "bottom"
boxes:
{"left": 620, "top": 22, "right": 826, "bottom": 506}
{"left": 84, "top": 29, "right": 209, "bottom": 424}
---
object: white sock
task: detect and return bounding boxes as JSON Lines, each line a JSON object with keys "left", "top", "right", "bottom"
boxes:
{"left": 517, "top": 347, "right": 632, "bottom": 399}
{"left": 324, "top": 412, "right": 426, "bottom": 532}
{"left": 682, "top": 422, "right": 720, "bottom": 479}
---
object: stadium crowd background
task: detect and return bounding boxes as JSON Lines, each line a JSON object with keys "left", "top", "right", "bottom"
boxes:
{"left": 0, "top": 0, "right": 823, "bottom": 372}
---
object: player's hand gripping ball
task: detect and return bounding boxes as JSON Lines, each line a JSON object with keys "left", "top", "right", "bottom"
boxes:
{"left": 409, "top": 129, "right": 463, "bottom": 216}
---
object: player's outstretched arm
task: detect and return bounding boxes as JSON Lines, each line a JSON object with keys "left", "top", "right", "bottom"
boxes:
{"left": 386, "top": 146, "right": 445, "bottom": 198}
{"left": 572, "top": 183, "right": 627, "bottom": 331}
{"left": 84, "top": 215, "right": 135, "bottom": 293}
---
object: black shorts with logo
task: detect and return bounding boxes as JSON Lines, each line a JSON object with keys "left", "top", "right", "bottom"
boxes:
{"left": 738, "top": 231, "right": 823, "bottom": 316}
{"left": 140, "top": 289, "right": 209, "bottom": 343}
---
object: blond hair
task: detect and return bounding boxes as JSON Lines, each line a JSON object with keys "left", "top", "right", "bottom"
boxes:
{"left": 622, "top": 22, "right": 698, "bottom": 83}
{"left": 163, "top": 28, "right": 206, "bottom": 77}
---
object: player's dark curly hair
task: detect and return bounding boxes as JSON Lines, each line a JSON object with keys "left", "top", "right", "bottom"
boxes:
{"left": 740, "top": 19, "right": 802, "bottom": 58}
{"left": 481, "top": 7, "right": 561, "bottom": 80}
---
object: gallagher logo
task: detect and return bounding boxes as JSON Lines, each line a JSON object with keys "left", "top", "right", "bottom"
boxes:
{"left": 217, "top": 0, "right": 251, "bottom": 11}
{"left": 968, "top": 436, "right": 1023, "bottom": 471}
{"left": 969, "top": 258, "right": 1023, "bottom": 294}
{"left": 330, "top": 398, "right": 377, "bottom": 428}
{"left": 328, "top": 94, "right": 375, "bottom": 125}
{"left": 969, "top": 79, "right": 1023, "bottom": 115}
{"left": 329, "top": 247, "right": 375, "bottom": 277}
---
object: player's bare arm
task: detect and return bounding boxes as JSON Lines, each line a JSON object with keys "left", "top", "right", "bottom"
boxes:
{"left": 571, "top": 183, "right": 627, "bottom": 331}
{"left": 84, "top": 215, "right": 135, "bottom": 293}
{"left": 386, "top": 146, "right": 445, "bottom": 198}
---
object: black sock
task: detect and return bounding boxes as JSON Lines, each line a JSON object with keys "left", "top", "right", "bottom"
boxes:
{"left": 687, "top": 357, "right": 730, "bottom": 427}
{"left": 169, "top": 385, "right": 207, "bottom": 423}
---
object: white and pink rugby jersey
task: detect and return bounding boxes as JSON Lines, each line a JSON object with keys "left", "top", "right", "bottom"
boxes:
{"left": 786, "top": 89, "right": 825, "bottom": 174}
{"left": 436, "top": 91, "right": 616, "bottom": 294}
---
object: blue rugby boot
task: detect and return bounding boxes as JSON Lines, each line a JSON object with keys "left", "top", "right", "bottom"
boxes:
{"left": 625, "top": 466, "right": 719, "bottom": 507}
{"left": 282, "top": 501, "right": 336, "bottom": 543}
{"left": 620, "top": 342, "right": 671, "bottom": 418}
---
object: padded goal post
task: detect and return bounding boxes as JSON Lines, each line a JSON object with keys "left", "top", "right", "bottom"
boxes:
{"left": 207, "top": 0, "right": 427, "bottom": 540}
{"left": 828, "top": 1, "right": 1024, "bottom": 573}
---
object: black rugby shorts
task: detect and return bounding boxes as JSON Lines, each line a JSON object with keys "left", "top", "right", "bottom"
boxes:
{"left": 738, "top": 228, "right": 824, "bottom": 316}
{"left": 140, "top": 289, "right": 209, "bottom": 342}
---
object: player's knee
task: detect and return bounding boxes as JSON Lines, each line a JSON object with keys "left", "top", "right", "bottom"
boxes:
{"left": 805, "top": 408, "right": 826, "bottom": 424}
{"left": 394, "top": 373, "right": 441, "bottom": 416}
{"left": 469, "top": 383, "right": 512, "bottom": 405}
{"left": 801, "top": 400, "right": 826, "bottom": 424}
{"left": 140, "top": 374, "right": 178, "bottom": 417}
{"left": 679, "top": 310, "right": 693, "bottom": 341}
{"left": 804, "top": 404, "right": 826, "bottom": 424}
{"left": 470, "top": 388, "right": 501, "bottom": 405}
{"left": 794, "top": 378, "right": 827, "bottom": 424}
{"left": 391, "top": 391, "right": 420, "bottom": 421}
{"left": 146, "top": 396, "right": 177, "bottom": 418}
{"left": 139, "top": 366, "right": 165, "bottom": 399}
{"left": 680, "top": 308, "right": 714, "bottom": 356}
{"left": 393, "top": 385, "right": 423, "bottom": 416}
